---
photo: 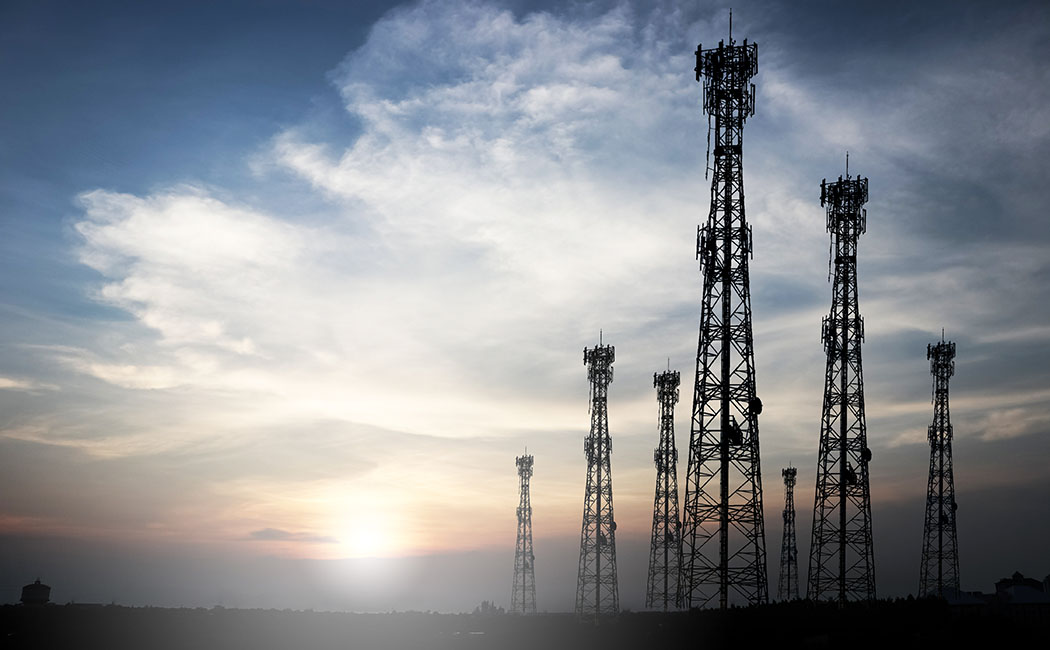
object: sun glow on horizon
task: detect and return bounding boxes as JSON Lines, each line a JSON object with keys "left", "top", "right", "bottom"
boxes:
{"left": 325, "top": 492, "right": 405, "bottom": 559}
{"left": 335, "top": 519, "right": 395, "bottom": 559}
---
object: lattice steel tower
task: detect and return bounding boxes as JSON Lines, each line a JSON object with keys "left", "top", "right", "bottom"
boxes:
{"left": 919, "top": 336, "right": 960, "bottom": 598}
{"left": 682, "top": 32, "right": 768, "bottom": 610}
{"left": 807, "top": 168, "right": 876, "bottom": 602}
{"left": 778, "top": 467, "right": 800, "bottom": 601}
{"left": 646, "top": 368, "right": 682, "bottom": 611}
{"left": 576, "top": 338, "right": 619, "bottom": 618}
{"left": 512, "top": 452, "right": 536, "bottom": 614}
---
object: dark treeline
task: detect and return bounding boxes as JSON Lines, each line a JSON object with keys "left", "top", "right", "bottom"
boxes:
{"left": 2, "top": 598, "right": 1046, "bottom": 649}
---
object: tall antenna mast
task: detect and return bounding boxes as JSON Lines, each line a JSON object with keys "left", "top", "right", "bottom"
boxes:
{"left": 512, "top": 453, "right": 537, "bottom": 614}
{"left": 646, "top": 368, "right": 683, "bottom": 611}
{"left": 682, "top": 27, "right": 767, "bottom": 609}
{"left": 919, "top": 337, "right": 961, "bottom": 597}
{"left": 808, "top": 165, "right": 876, "bottom": 602}
{"left": 576, "top": 338, "right": 619, "bottom": 620}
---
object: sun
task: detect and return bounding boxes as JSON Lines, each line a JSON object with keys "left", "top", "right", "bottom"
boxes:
{"left": 341, "top": 524, "right": 388, "bottom": 558}
{"left": 332, "top": 511, "right": 400, "bottom": 559}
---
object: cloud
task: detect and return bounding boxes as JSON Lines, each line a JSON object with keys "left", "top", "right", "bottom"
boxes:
{"left": 247, "top": 528, "right": 338, "bottom": 544}
{"left": 67, "top": 1, "right": 717, "bottom": 452}
{"left": 0, "top": 377, "right": 58, "bottom": 392}
{"left": 972, "top": 406, "right": 1050, "bottom": 443}
{"left": 76, "top": 187, "right": 307, "bottom": 357}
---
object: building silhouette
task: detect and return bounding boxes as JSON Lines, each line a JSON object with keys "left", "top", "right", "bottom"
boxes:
{"left": 20, "top": 579, "right": 50, "bottom": 606}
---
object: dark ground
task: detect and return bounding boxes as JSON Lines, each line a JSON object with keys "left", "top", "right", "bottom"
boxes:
{"left": 2, "top": 598, "right": 1046, "bottom": 649}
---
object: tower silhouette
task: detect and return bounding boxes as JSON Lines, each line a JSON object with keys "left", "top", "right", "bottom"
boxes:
{"left": 646, "top": 369, "right": 682, "bottom": 611}
{"left": 778, "top": 467, "right": 800, "bottom": 601}
{"left": 807, "top": 168, "right": 876, "bottom": 602}
{"left": 682, "top": 33, "right": 768, "bottom": 609}
{"left": 576, "top": 338, "right": 619, "bottom": 618}
{"left": 919, "top": 336, "right": 960, "bottom": 598}
{"left": 512, "top": 452, "right": 536, "bottom": 614}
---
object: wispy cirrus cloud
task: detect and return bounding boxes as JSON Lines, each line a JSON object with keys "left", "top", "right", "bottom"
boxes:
{"left": 0, "top": 376, "right": 58, "bottom": 392}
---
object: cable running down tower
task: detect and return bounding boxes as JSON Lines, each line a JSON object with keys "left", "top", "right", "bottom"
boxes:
{"left": 682, "top": 32, "right": 768, "bottom": 609}
{"left": 778, "top": 466, "right": 800, "bottom": 601}
{"left": 512, "top": 452, "right": 536, "bottom": 614}
{"left": 646, "top": 368, "right": 682, "bottom": 611}
{"left": 919, "top": 336, "right": 960, "bottom": 598}
{"left": 807, "top": 168, "right": 876, "bottom": 602}
{"left": 576, "top": 337, "right": 619, "bottom": 619}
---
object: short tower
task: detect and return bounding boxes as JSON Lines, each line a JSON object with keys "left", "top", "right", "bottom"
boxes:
{"left": 646, "top": 369, "right": 682, "bottom": 610}
{"left": 919, "top": 336, "right": 961, "bottom": 597}
{"left": 512, "top": 452, "right": 537, "bottom": 614}
{"left": 778, "top": 467, "right": 799, "bottom": 601}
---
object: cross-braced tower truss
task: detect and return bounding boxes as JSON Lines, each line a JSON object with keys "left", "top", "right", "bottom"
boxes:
{"left": 682, "top": 35, "right": 768, "bottom": 610}
{"left": 778, "top": 467, "right": 800, "bottom": 601}
{"left": 512, "top": 453, "right": 537, "bottom": 614}
{"left": 807, "top": 171, "right": 876, "bottom": 603}
{"left": 646, "top": 369, "right": 682, "bottom": 611}
{"left": 576, "top": 340, "right": 619, "bottom": 619}
{"left": 919, "top": 337, "right": 960, "bottom": 598}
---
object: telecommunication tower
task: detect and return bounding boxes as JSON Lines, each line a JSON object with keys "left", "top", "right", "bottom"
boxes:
{"left": 512, "top": 452, "right": 537, "bottom": 614}
{"left": 919, "top": 336, "right": 960, "bottom": 597}
{"left": 576, "top": 337, "right": 619, "bottom": 618}
{"left": 778, "top": 467, "right": 799, "bottom": 601}
{"left": 681, "top": 31, "right": 768, "bottom": 609}
{"left": 807, "top": 167, "right": 876, "bottom": 602}
{"left": 646, "top": 368, "right": 682, "bottom": 611}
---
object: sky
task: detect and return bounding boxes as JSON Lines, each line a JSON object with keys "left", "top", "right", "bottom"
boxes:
{"left": 1, "top": 0, "right": 1049, "bottom": 612}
